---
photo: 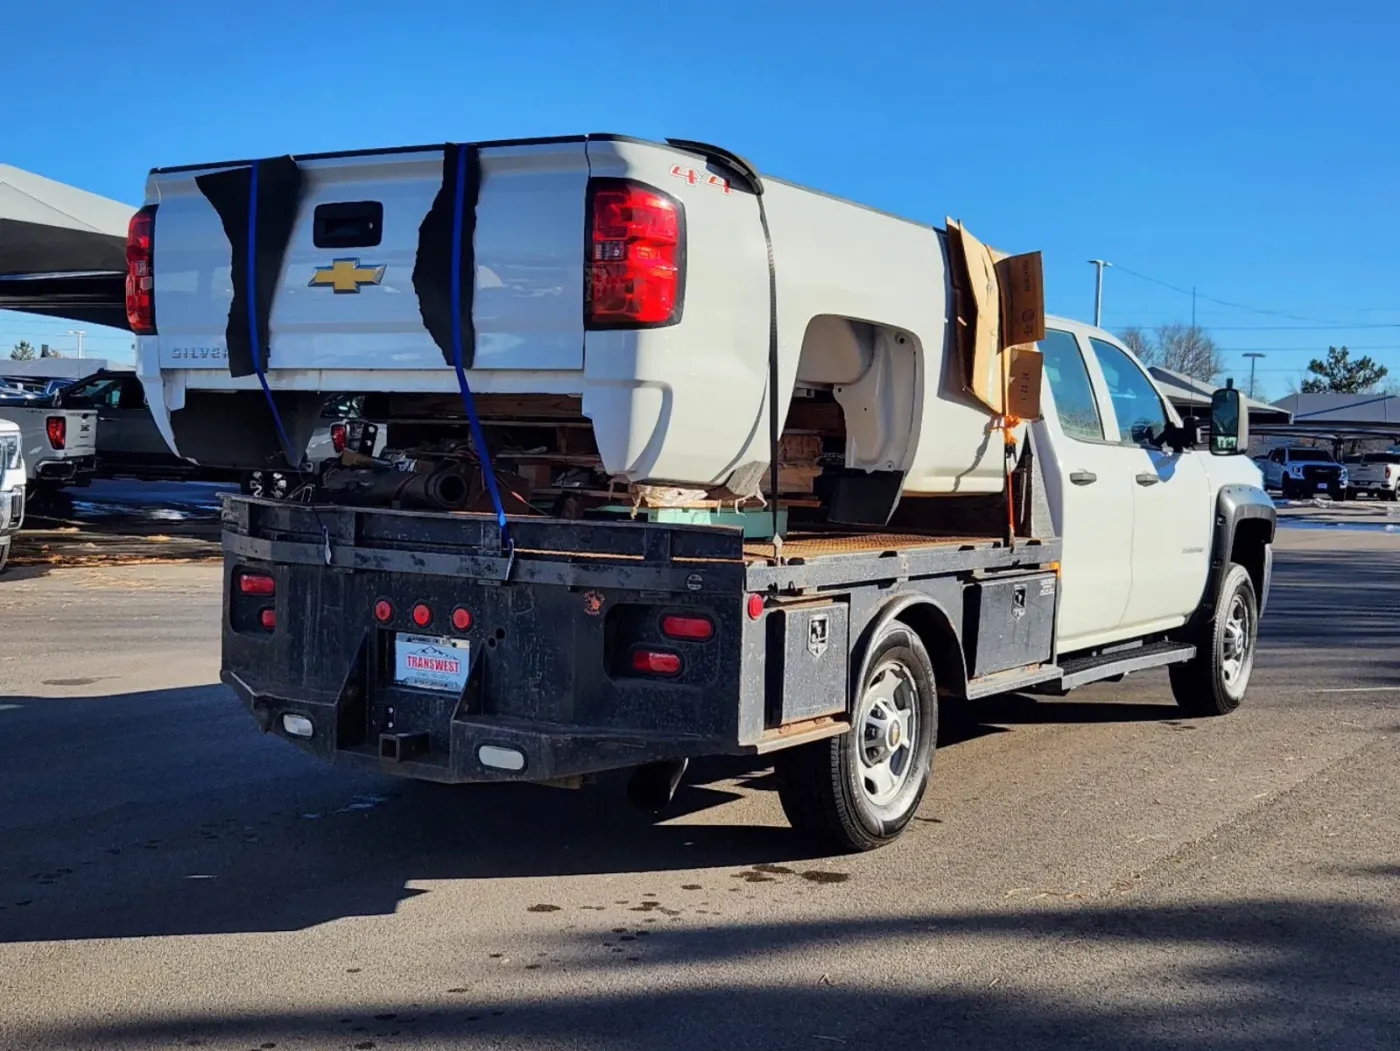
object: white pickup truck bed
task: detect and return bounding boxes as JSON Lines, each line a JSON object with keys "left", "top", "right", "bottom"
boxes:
{"left": 134, "top": 134, "right": 1028, "bottom": 503}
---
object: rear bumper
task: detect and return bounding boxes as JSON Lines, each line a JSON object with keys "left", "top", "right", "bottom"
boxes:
{"left": 33, "top": 455, "right": 97, "bottom": 483}
{"left": 224, "top": 670, "right": 726, "bottom": 784}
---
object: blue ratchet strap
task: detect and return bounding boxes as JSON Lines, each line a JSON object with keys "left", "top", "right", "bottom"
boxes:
{"left": 246, "top": 160, "right": 331, "bottom": 565}
{"left": 448, "top": 143, "right": 513, "bottom": 569}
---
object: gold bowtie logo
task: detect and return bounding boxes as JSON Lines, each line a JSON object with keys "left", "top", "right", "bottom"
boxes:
{"left": 308, "top": 258, "right": 386, "bottom": 294}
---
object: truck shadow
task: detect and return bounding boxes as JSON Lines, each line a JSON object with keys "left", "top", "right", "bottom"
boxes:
{"left": 28, "top": 897, "right": 1400, "bottom": 1051}
{"left": 0, "top": 685, "right": 829, "bottom": 944}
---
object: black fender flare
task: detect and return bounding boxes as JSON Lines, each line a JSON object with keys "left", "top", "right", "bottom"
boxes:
{"left": 850, "top": 592, "right": 968, "bottom": 707}
{"left": 1199, "top": 484, "right": 1276, "bottom": 622}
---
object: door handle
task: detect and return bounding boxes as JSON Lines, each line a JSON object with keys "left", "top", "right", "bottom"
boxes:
{"left": 1069, "top": 470, "right": 1097, "bottom": 486}
{"left": 1135, "top": 472, "right": 1161, "bottom": 486}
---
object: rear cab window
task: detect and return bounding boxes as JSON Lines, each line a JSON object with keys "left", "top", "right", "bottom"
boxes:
{"left": 1038, "top": 329, "right": 1104, "bottom": 441}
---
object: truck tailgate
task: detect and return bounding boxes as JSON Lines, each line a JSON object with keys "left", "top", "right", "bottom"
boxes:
{"left": 149, "top": 140, "right": 591, "bottom": 375}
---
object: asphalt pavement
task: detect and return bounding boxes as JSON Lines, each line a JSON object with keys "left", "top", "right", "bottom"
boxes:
{"left": 0, "top": 528, "right": 1397, "bottom": 1050}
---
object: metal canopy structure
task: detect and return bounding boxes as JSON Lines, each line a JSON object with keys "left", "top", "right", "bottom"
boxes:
{"left": 0, "top": 163, "right": 134, "bottom": 329}
{"left": 1148, "top": 365, "right": 1291, "bottom": 424}
{"left": 1252, "top": 392, "right": 1400, "bottom": 452}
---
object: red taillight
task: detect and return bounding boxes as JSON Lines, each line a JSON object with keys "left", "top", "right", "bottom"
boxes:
{"left": 586, "top": 179, "right": 683, "bottom": 327}
{"left": 661, "top": 614, "right": 713, "bottom": 640}
{"left": 237, "top": 572, "right": 275, "bottom": 596}
{"left": 1387, "top": 465, "right": 1394, "bottom": 479}
{"left": 259, "top": 608, "right": 277, "bottom": 630}
{"left": 412, "top": 603, "right": 432, "bottom": 627}
{"left": 451, "top": 607, "right": 472, "bottom": 631}
{"left": 631, "top": 649, "right": 681, "bottom": 675}
{"left": 747, "top": 594, "right": 764, "bottom": 620}
{"left": 45, "top": 416, "right": 65, "bottom": 450}
{"left": 125, "top": 205, "right": 157, "bottom": 335}
{"left": 330, "top": 423, "right": 347, "bottom": 454}
{"left": 374, "top": 599, "right": 393, "bottom": 623}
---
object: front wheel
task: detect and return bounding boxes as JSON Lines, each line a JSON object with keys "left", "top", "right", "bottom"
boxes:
{"left": 1170, "top": 563, "right": 1259, "bottom": 717}
{"left": 775, "top": 622, "right": 937, "bottom": 851}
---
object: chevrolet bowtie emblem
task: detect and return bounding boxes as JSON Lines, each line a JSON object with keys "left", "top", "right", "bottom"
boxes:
{"left": 308, "top": 257, "right": 386, "bottom": 294}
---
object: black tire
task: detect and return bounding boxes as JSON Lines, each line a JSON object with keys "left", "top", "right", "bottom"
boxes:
{"left": 775, "top": 622, "right": 937, "bottom": 851}
{"left": 1170, "top": 563, "right": 1258, "bottom": 717}
{"left": 0, "top": 539, "right": 9, "bottom": 576}
{"left": 1279, "top": 479, "right": 1294, "bottom": 499}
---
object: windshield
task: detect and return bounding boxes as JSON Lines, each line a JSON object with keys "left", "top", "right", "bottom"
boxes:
{"left": 1288, "top": 449, "right": 1334, "bottom": 462}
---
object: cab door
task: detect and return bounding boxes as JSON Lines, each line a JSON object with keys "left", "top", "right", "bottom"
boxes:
{"left": 1032, "top": 327, "right": 1135, "bottom": 651}
{"left": 1084, "top": 337, "right": 1212, "bottom": 633}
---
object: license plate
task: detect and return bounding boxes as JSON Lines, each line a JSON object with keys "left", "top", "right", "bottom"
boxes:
{"left": 393, "top": 634, "right": 470, "bottom": 692}
{"left": 1317, "top": 482, "right": 1328, "bottom": 490}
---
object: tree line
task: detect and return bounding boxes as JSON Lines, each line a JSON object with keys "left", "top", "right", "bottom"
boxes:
{"left": 1118, "top": 326, "right": 1387, "bottom": 395}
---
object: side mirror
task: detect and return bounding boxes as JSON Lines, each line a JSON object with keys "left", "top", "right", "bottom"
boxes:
{"left": 1209, "top": 387, "right": 1248, "bottom": 456}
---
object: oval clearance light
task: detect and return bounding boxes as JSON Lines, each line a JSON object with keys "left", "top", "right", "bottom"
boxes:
{"left": 451, "top": 607, "right": 472, "bottom": 631}
{"left": 746, "top": 594, "right": 764, "bottom": 620}
{"left": 282, "top": 713, "right": 314, "bottom": 738}
{"left": 661, "top": 614, "right": 713, "bottom": 640}
{"left": 259, "top": 608, "right": 277, "bottom": 630}
{"left": 477, "top": 744, "right": 526, "bottom": 771}
{"left": 374, "top": 599, "right": 393, "bottom": 623}
{"left": 237, "top": 572, "right": 275, "bottom": 596}
{"left": 412, "top": 603, "right": 432, "bottom": 627}
{"left": 631, "top": 649, "right": 681, "bottom": 675}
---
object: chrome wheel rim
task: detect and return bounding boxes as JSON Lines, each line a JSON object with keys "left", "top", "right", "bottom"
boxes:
{"left": 857, "top": 659, "right": 918, "bottom": 805}
{"left": 1220, "top": 593, "right": 1253, "bottom": 689}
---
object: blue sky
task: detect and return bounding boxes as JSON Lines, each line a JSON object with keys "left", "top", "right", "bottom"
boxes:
{"left": 2, "top": 0, "right": 1397, "bottom": 400}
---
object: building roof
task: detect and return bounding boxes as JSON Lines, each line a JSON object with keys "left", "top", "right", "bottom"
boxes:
{"left": 1147, "top": 366, "right": 1291, "bottom": 422}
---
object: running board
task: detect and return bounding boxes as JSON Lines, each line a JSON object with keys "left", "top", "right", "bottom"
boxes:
{"left": 965, "top": 664, "right": 1063, "bottom": 700}
{"left": 1055, "top": 641, "right": 1197, "bottom": 691}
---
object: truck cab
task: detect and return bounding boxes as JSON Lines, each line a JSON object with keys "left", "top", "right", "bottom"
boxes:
{"left": 1035, "top": 321, "right": 1267, "bottom": 654}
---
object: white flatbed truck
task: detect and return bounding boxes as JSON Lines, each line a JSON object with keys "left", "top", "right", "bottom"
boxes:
{"left": 131, "top": 134, "right": 1274, "bottom": 850}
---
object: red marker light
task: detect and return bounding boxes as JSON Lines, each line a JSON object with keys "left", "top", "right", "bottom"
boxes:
{"left": 661, "top": 614, "right": 713, "bottom": 640}
{"left": 259, "top": 608, "right": 277, "bottom": 630}
{"left": 746, "top": 594, "right": 764, "bottom": 620}
{"left": 451, "top": 607, "right": 472, "bottom": 631}
{"left": 330, "top": 422, "right": 347, "bottom": 454}
{"left": 373, "top": 599, "right": 393, "bottom": 623}
{"left": 412, "top": 603, "right": 432, "bottom": 627}
{"left": 237, "top": 572, "right": 275, "bottom": 596}
{"left": 631, "top": 649, "right": 681, "bottom": 675}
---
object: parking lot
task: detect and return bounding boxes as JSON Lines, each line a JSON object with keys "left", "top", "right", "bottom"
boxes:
{"left": 0, "top": 493, "right": 1397, "bottom": 1051}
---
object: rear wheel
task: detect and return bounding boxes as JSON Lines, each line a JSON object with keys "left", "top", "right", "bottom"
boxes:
{"left": 0, "top": 538, "right": 9, "bottom": 575}
{"left": 775, "top": 622, "right": 937, "bottom": 851}
{"left": 1170, "top": 563, "right": 1258, "bottom": 717}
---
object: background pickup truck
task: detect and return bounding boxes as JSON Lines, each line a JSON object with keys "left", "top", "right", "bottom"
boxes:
{"left": 1259, "top": 446, "right": 1347, "bottom": 499}
{"left": 1343, "top": 451, "right": 1400, "bottom": 500}
{"left": 0, "top": 398, "right": 97, "bottom": 495}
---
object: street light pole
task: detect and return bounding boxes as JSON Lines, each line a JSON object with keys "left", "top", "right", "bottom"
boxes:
{"left": 66, "top": 329, "right": 86, "bottom": 359}
{"left": 1243, "top": 352, "right": 1266, "bottom": 398}
{"left": 1088, "top": 260, "right": 1112, "bottom": 327}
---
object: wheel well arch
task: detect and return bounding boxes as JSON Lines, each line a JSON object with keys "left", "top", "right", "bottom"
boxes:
{"left": 1230, "top": 517, "right": 1272, "bottom": 599}
{"left": 851, "top": 593, "right": 968, "bottom": 707}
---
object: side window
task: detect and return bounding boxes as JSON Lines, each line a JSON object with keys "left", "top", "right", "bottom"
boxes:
{"left": 1037, "top": 329, "right": 1104, "bottom": 441}
{"left": 1089, "top": 338, "right": 1169, "bottom": 446}
{"left": 1269, "top": 449, "right": 1284, "bottom": 463}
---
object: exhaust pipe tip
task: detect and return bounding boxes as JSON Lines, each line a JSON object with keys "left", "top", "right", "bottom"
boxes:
{"left": 626, "top": 758, "right": 689, "bottom": 814}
